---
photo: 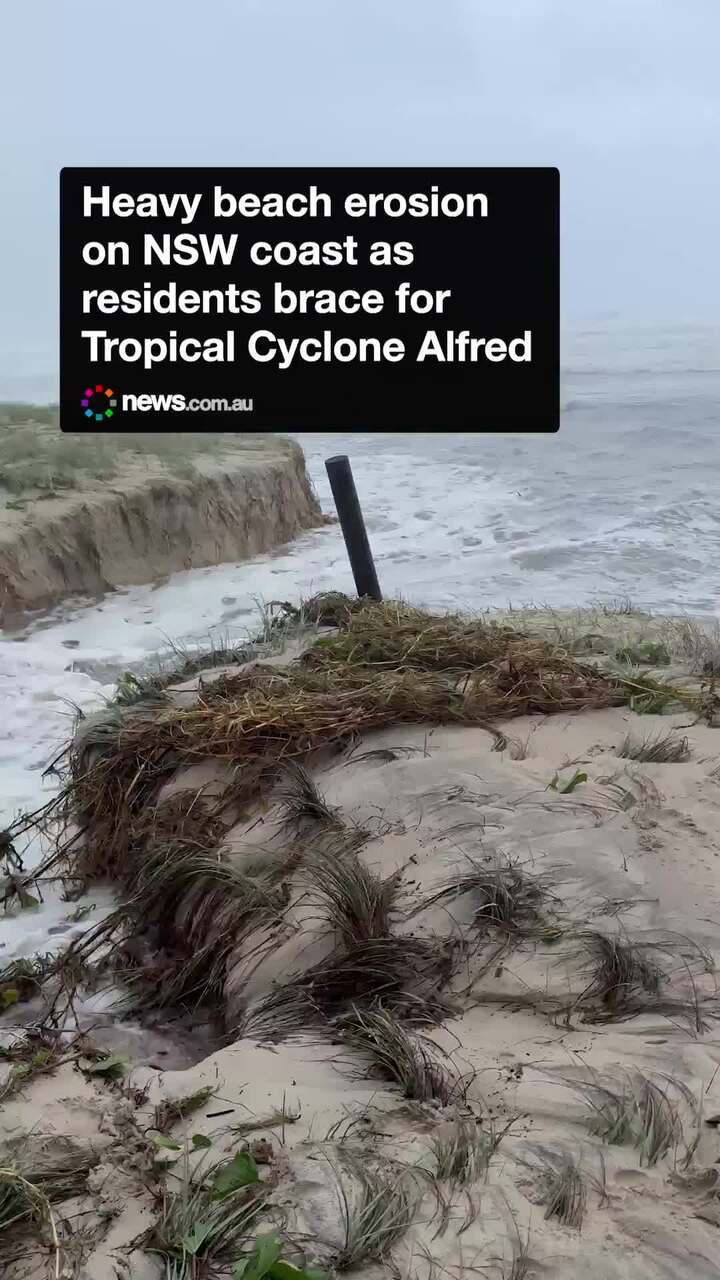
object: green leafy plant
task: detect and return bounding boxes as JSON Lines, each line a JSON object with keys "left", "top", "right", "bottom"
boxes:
{"left": 148, "top": 1148, "right": 265, "bottom": 1278}
{"left": 210, "top": 1151, "right": 259, "bottom": 1198}
{"left": 548, "top": 769, "right": 587, "bottom": 794}
{"left": 615, "top": 640, "right": 670, "bottom": 666}
{"left": 81, "top": 1052, "right": 127, "bottom": 1079}
{"left": 233, "top": 1233, "right": 329, "bottom": 1279}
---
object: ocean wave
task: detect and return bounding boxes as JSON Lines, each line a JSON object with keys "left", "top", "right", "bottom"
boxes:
{"left": 564, "top": 366, "right": 720, "bottom": 377}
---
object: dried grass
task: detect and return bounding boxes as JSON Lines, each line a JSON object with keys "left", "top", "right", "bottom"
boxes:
{"left": 47, "top": 598, "right": 629, "bottom": 883}
{"left": 153, "top": 1087, "right": 216, "bottom": 1135}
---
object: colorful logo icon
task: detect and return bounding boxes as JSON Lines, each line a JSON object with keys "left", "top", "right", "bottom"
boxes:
{"left": 80, "top": 384, "right": 117, "bottom": 422}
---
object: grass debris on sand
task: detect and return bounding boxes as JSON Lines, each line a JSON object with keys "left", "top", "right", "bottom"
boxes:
{"left": 51, "top": 596, "right": 639, "bottom": 880}
{"left": 11, "top": 594, "right": 709, "bottom": 1034}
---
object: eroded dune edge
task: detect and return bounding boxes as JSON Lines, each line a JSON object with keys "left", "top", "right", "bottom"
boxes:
{"left": 0, "top": 433, "right": 322, "bottom": 624}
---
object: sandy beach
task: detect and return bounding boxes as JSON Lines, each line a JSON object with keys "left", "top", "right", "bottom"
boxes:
{"left": 3, "top": 599, "right": 720, "bottom": 1279}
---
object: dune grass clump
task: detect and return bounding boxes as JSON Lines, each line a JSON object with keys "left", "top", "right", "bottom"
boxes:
{"left": 0, "top": 1165, "right": 61, "bottom": 1267}
{"left": 240, "top": 936, "right": 460, "bottom": 1041}
{"left": 619, "top": 673, "right": 686, "bottom": 715}
{"left": 429, "top": 1110, "right": 504, "bottom": 1184}
{"left": 619, "top": 730, "right": 691, "bottom": 763}
{"left": 537, "top": 1152, "right": 586, "bottom": 1228}
{"left": 668, "top": 616, "right": 720, "bottom": 676}
{"left": 566, "top": 929, "right": 714, "bottom": 1030}
{"left": 0, "top": 1042, "right": 62, "bottom": 1104}
{"left": 615, "top": 640, "right": 670, "bottom": 667}
{"left": 515, "top": 1146, "right": 591, "bottom": 1229}
{"left": 571, "top": 931, "right": 664, "bottom": 1018}
{"left": 117, "top": 835, "right": 286, "bottom": 1013}
{"left": 305, "top": 839, "right": 401, "bottom": 947}
{"left": 336, "top": 1005, "right": 466, "bottom": 1105}
{"left": 332, "top": 1155, "right": 423, "bottom": 1271}
{"left": 276, "top": 762, "right": 342, "bottom": 833}
{"left": 417, "top": 854, "right": 549, "bottom": 936}
{"left": 574, "top": 1071, "right": 698, "bottom": 1167}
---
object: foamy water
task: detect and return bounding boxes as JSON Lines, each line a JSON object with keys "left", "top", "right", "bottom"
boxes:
{"left": 1, "top": 321, "right": 719, "bottom": 960}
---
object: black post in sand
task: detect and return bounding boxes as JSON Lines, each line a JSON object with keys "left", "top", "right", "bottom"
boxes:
{"left": 325, "top": 455, "right": 382, "bottom": 602}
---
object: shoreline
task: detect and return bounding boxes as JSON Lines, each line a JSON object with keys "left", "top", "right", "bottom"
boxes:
{"left": 2, "top": 597, "right": 720, "bottom": 1277}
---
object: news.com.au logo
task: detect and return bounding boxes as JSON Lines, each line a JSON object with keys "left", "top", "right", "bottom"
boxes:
{"left": 81, "top": 384, "right": 117, "bottom": 422}
{"left": 80, "top": 389, "right": 254, "bottom": 418}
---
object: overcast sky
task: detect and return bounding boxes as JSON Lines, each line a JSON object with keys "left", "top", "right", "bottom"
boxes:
{"left": 2, "top": 0, "right": 719, "bottom": 381}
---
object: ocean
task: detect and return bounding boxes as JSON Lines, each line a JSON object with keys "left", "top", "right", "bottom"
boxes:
{"left": 1, "top": 320, "right": 719, "bottom": 958}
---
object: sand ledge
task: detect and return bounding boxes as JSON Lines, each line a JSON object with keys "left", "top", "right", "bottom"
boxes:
{"left": 0, "top": 436, "right": 322, "bottom": 625}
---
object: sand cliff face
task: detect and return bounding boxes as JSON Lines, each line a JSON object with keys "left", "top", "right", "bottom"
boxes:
{"left": 0, "top": 438, "right": 322, "bottom": 624}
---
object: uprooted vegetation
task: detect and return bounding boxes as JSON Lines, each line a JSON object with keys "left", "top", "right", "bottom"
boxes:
{"left": 20, "top": 595, "right": 670, "bottom": 878}
{"left": 5, "top": 595, "right": 716, "bottom": 1039}
{"left": 4, "top": 593, "right": 720, "bottom": 1276}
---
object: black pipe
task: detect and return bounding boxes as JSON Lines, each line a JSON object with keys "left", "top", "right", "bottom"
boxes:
{"left": 325, "top": 454, "right": 382, "bottom": 601}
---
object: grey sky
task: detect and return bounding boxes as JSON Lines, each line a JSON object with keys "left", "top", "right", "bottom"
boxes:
{"left": 2, "top": 0, "right": 719, "bottom": 377}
